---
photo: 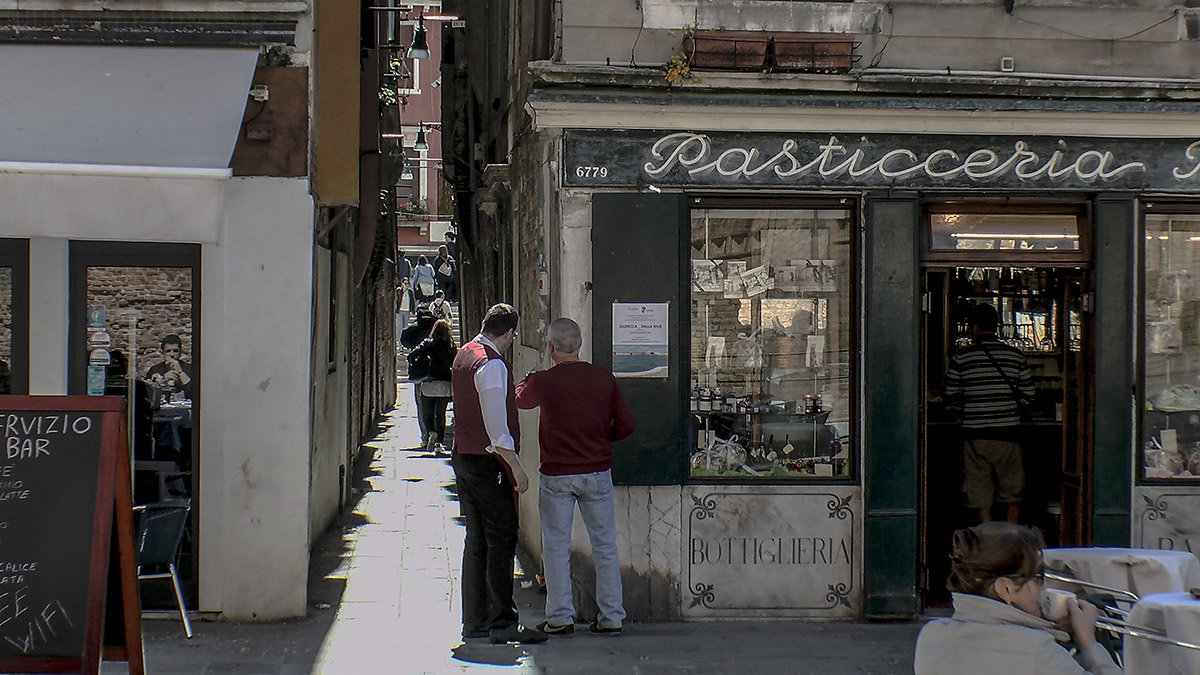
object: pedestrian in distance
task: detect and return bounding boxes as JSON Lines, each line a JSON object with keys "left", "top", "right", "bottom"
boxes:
{"left": 403, "top": 305, "right": 438, "bottom": 444}
{"left": 433, "top": 244, "right": 458, "bottom": 302}
{"left": 450, "top": 303, "right": 547, "bottom": 645}
{"left": 411, "top": 255, "right": 436, "bottom": 303}
{"left": 396, "top": 277, "right": 415, "bottom": 348}
{"left": 429, "top": 289, "right": 453, "bottom": 324}
{"left": 914, "top": 521, "right": 1120, "bottom": 675}
{"left": 408, "top": 318, "right": 455, "bottom": 454}
{"left": 515, "top": 317, "right": 635, "bottom": 636}
{"left": 396, "top": 248, "right": 413, "bottom": 286}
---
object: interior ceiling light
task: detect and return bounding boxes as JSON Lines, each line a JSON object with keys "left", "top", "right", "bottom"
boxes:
{"left": 951, "top": 233, "right": 1078, "bottom": 240}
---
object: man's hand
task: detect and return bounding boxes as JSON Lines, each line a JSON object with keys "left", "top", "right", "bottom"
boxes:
{"left": 509, "top": 463, "right": 529, "bottom": 494}
{"left": 490, "top": 446, "right": 529, "bottom": 494}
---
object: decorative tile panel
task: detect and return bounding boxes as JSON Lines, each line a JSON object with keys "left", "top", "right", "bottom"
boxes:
{"left": 682, "top": 485, "right": 860, "bottom": 618}
{"left": 1135, "top": 486, "right": 1200, "bottom": 559}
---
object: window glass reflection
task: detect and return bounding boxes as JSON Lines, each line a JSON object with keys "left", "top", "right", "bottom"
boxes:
{"left": 689, "top": 208, "right": 854, "bottom": 479}
{"left": 930, "top": 213, "right": 1080, "bottom": 252}
{"left": 1142, "top": 215, "right": 1200, "bottom": 480}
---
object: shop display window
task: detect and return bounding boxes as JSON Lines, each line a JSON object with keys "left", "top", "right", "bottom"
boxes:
{"left": 1142, "top": 214, "right": 1200, "bottom": 480}
{"left": 689, "top": 206, "right": 854, "bottom": 479}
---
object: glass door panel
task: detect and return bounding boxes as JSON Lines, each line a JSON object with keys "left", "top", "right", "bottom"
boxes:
{"left": 69, "top": 241, "right": 200, "bottom": 603}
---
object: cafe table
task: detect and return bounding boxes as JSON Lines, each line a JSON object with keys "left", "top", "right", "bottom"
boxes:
{"left": 1042, "top": 547, "right": 1200, "bottom": 598}
{"left": 1124, "top": 591, "right": 1200, "bottom": 675}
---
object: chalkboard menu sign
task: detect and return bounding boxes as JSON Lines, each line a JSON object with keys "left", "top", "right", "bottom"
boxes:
{"left": 0, "top": 396, "right": 128, "bottom": 674}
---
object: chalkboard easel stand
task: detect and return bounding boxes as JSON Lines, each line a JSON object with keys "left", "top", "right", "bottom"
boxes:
{"left": 0, "top": 395, "right": 145, "bottom": 675}
{"left": 103, "top": 411, "right": 145, "bottom": 675}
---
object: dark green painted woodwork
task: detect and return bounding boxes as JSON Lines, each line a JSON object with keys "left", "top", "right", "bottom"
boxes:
{"left": 1092, "top": 196, "right": 1134, "bottom": 546}
{"left": 592, "top": 193, "right": 690, "bottom": 485}
{"left": 863, "top": 196, "right": 921, "bottom": 618}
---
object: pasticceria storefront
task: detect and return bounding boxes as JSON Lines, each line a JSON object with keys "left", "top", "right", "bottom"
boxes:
{"left": 516, "top": 95, "right": 1200, "bottom": 620}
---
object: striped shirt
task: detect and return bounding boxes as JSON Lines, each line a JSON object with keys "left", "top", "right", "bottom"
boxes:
{"left": 945, "top": 337, "right": 1034, "bottom": 436}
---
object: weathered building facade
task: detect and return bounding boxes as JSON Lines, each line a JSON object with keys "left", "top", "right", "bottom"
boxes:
{"left": 446, "top": 0, "right": 1200, "bottom": 620}
{"left": 0, "top": 1, "right": 399, "bottom": 620}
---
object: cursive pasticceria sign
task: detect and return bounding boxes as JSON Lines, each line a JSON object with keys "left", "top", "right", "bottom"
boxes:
{"left": 562, "top": 130, "right": 1200, "bottom": 192}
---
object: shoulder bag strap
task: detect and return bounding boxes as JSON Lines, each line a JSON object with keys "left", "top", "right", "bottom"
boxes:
{"left": 978, "top": 342, "right": 1029, "bottom": 406}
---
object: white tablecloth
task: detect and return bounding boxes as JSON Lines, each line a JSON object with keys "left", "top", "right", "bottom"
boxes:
{"left": 1042, "top": 547, "right": 1200, "bottom": 598}
{"left": 1125, "top": 592, "right": 1200, "bottom": 675}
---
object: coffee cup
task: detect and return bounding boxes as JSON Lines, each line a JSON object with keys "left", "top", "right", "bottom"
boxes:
{"left": 1040, "top": 588, "right": 1075, "bottom": 622}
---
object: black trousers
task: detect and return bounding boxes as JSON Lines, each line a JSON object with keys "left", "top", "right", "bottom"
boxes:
{"left": 451, "top": 452, "right": 519, "bottom": 634}
{"left": 415, "top": 391, "right": 449, "bottom": 443}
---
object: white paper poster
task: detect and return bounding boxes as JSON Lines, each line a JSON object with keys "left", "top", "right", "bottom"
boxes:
{"left": 612, "top": 302, "right": 669, "bottom": 378}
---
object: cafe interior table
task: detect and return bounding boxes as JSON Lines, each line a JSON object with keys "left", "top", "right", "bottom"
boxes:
{"left": 1042, "top": 547, "right": 1200, "bottom": 598}
{"left": 1124, "top": 591, "right": 1200, "bottom": 675}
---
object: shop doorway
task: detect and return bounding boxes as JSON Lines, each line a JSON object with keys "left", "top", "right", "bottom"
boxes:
{"left": 918, "top": 209, "right": 1094, "bottom": 607}
{"left": 68, "top": 241, "right": 201, "bottom": 606}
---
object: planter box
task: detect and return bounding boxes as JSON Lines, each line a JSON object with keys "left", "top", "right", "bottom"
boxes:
{"left": 772, "top": 36, "right": 858, "bottom": 73}
{"left": 684, "top": 32, "right": 769, "bottom": 71}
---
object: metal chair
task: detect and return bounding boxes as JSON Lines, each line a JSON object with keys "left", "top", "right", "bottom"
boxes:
{"left": 134, "top": 500, "right": 193, "bottom": 638}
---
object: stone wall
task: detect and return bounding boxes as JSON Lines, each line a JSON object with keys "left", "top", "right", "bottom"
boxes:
{"left": 85, "top": 266, "right": 194, "bottom": 378}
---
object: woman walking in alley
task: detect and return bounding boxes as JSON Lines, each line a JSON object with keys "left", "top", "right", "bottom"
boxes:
{"left": 411, "top": 255, "right": 437, "bottom": 303}
{"left": 408, "top": 319, "right": 456, "bottom": 453}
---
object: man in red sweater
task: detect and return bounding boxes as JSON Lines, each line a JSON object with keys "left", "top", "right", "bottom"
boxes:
{"left": 451, "top": 303, "right": 545, "bottom": 644}
{"left": 515, "top": 317, "right": 636, "bottom": 636}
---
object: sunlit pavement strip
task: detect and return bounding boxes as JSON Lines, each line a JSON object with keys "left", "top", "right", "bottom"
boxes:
{"left": 312, "top": 384, "right": 538, "bottom": 674}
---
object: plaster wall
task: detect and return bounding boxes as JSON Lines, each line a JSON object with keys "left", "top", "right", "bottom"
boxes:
{"left": 198, "top": 176, "right": 314, "bottom": 619}
{"left": 308, "top": 246, "right": 350, "bottom": 544}
{"left": 561, "top": 1, "right": 1200, "bottom": 79}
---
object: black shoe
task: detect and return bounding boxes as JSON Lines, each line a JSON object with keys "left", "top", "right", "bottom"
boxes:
{"left": 536, "top": 620, "right": 575, "bottom": 636}
{"left": 589, "top": 621, "right": 622, "bottom": 636}
{"left": 489, "top": 624, "right": 549, "bottom": 644}
{"left": 462, "top": 629, "right": 489, "bottom": 640}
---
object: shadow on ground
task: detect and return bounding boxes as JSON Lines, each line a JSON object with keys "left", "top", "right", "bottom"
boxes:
{"left": 126, "top": 422, "right": 391, "bottom": 675}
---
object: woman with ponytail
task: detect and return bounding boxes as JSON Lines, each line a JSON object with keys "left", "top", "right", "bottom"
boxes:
{"left": 914, "top": 521, "right": 1121, "bottom": 674}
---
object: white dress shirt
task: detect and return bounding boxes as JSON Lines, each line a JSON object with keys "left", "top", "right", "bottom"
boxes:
{"left": 473, "top": 334, "right": 515, "bottom": 452}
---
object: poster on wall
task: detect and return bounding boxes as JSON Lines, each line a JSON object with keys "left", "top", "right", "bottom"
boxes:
{"left": 612, "top": 302, "right": 669, "bottom": 378}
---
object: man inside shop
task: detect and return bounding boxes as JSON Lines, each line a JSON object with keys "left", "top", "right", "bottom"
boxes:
{"left": 945, "top": 303, "right": 1034, "bottom": 524}
{"left": 146, "top": 333, "right": 194, "bottom": 402}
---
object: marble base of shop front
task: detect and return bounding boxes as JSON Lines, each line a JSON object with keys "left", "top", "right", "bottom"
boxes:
{"left": 681, "top": 486, "right": 860, "bottom": 618}
{"left": 1135, "top": 486, "right": 1200, "bottom": 560}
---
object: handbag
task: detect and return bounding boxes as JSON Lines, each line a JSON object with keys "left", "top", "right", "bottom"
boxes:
{"left": 419, "top": 379, "right": 452, "bottom": 398}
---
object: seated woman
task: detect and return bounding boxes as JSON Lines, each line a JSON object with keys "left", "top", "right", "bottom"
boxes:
{"left": 914, "top": 521, "right": 1121, "bottom": 675}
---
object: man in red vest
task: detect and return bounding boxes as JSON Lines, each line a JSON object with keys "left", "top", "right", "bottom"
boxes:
{"left": 450, "top": 303, "right": 547, "bottom": 644}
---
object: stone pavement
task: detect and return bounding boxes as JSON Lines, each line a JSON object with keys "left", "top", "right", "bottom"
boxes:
{"left": 105, "top": 381, "right": 924, "bottom": 674}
